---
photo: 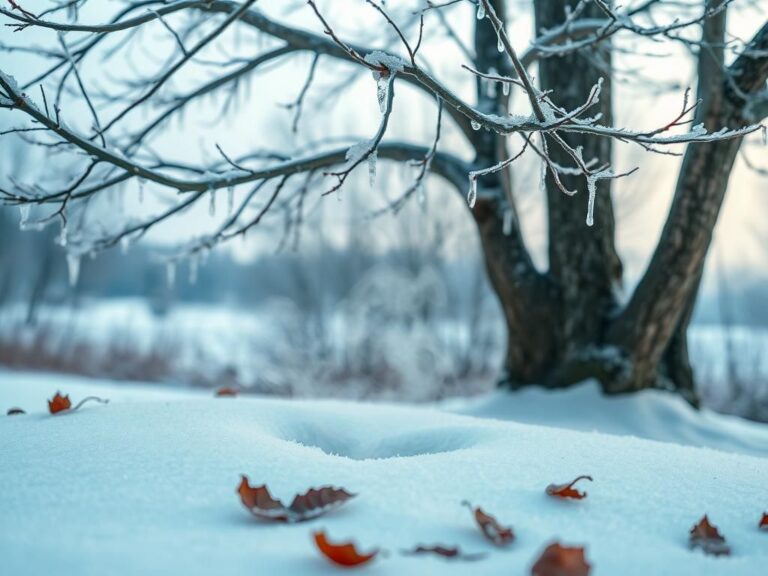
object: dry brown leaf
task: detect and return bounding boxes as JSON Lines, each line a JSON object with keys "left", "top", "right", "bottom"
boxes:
{"left": 531, "top": 542, "right": 591, "bottom": 576}
{"left": 238, "top": 475, "right": 355, "bottom": 522}
{"left": 402, "top": 545, "right": 486, "bottom": 561}
{"left": 48, "top": 392, "right": 72, "bottom": 414}
{"left": 545, "top": 475, "right": 593, "bottom": 500}
{"left": 7, "top": 407, "right": 26, "bottom": 416}
{"left": 689, "top": 515, "right": 731, "bottom": 556}
{"left": 462, "top": 501, "right": 515, "bottom": 547}
{"left": 47, "top": 391, "right": 108, "bottom": 415}
{"left": 214, "top": 387, "right": 239, "bottom": 397}
{"left": 313, "top": 531, "right": 377, "bottom": 567}
{"left": 760, "top": 513, "right": 768, "bottom": 531}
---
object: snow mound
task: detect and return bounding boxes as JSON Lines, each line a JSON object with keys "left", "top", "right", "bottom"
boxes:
{"left": 445, "top": 380, "right": 768, "bottom": 458}
{"left": 1, "top": 374, "right": 767, "bottom": 575}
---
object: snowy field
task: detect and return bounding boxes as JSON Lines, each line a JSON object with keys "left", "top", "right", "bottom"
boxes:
{"left": 1, "top": 299, "right": 766, "bottom": 411}
{"left": 1, "top": 372, "right": 767, "bottom": 575}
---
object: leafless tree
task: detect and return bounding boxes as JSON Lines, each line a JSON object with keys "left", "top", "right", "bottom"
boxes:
{"left": 1, "top": 0, "right": 766, "bottom": 404}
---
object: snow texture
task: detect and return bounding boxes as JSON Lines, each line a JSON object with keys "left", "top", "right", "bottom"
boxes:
{"left": 1, "top": 373, "right": 767, "bottom": 575}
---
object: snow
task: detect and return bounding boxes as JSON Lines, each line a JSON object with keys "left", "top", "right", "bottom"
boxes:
{"left": 1, "top": 372, "right": 767, "bottom": 575}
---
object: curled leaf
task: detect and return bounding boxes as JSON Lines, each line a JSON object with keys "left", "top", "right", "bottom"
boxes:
{"left": 531, "top": 542, "right": 591, "bottom": 576}
{"left": 7, "top": 407, "right": 26, "bottom": 416}
{"left": 462, "top": 501, "right": 515, "bottom": 546}
{"left": 689, "top": 515, "right": 730, "bottom": 556}
{"left": 214, "top": 386, "right": 239, "bottom": 397}
{"left": 402, "top": 545, "right": 486, "bottom": 561}
{"left": 759, "top": 513, "right": 768, "bottom": 531}
{"left": 47, "top": 392, "right": 108, "bottom": 415}
{"left": 48, "top": 392, "right": 71, "bottom": 414}
{"left": 238, "top": 475, "right": 355, "bottom": 522}
{"left": 546, "top": 475, "right": 593, "bottom": 500}
{"left": 314, "top": 531, "right": 377, "bottom": 567}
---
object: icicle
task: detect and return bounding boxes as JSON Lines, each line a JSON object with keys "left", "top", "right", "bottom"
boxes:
{"left": 502, "top": 82, "right": 510, "bottom": 96}
{"left": 226, "top": 186, "right": 235, "bottom": 215}
{"left": 188, "top": 254, "right": 198, "bottom": 285}
{"left": 497, "top": 36, "right": 504, "bottom": 53}
{"left": 376, "top": 75, "right": 388, "bottom": 114}
{"left": 539, "top": 157, "right": 547, "bottom": 195}
{"left": 120, "top": 236, "right": 130, "bottom": 255}
{"left": 467, "top": 178, "right": 477, "bottom": 208}
{"left": 368, "top": 149, "right": 377, "bottom": 189}
{"left": 57, "top": 221, "right": 68, "bottom": 247}
{"left": 416, "top": 182, "right": 426, "bottom": 207}
{"left": 19, "top": 204, "right": 30, "bottom": 226}
{"left": 503, "top": 208, "right": 513, "bottom": 236}
{"left": 586, "top": 175, "right": 597, "bottom": 226}
{"left": 476, "top": 1, "right": 486, "bottom": 19}
{"left": 166, "top": 261, "right": 176, "bottom": 289}
{"left": 138, "top": 179, "right": 145, "bottom": 204}
{"left": 66, "top": 253, "right": 80, "bottom": 287}
{"left": 209, "top": 189, "right": 217, "bottom": 217}
{"left": 471, "top": 120, "right": 482, "bottom": 131}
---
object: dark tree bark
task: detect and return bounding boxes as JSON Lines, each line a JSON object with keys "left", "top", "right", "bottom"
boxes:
{"left": 468, "top": 0, "right": 768, "bottom": 404}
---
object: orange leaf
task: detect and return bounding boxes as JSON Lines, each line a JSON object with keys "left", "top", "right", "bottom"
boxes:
{"left": 314, "top": 531, "right": 377, "bottom": 567}
{"left": 531, "top": 542, "right": 591, "bottom": 576}
{"left": 214, "top": 387, "right": 239, "bottom": 397}
{"left": 546, "top": 475, "right": 592, "bottom": 500}
{"left": 48, "top": 392, "right": 72, "bottom": 414}
{"left": 689, "top": 515, "right": 730, "bottom": 556}
{"left": 462, "top": 501, "right": 515, "bottom": 546}
{"left": 403, "top": 545, "right": 486, "bottom": 561}
{"left": 47, "top": 392, "right": 108, "bottom": 415}
{"left": 7, "top": 407, "right": 26, "bottom": 416}
{"left": 760, "top": 513, "right": 768, "bottom": 531}
{"left": 238, "top": 475, "right": 355, "bottom": 522}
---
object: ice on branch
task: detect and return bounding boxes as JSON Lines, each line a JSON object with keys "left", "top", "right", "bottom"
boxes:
{"left": 364, "top": 51, "right": 404, "bottom": 114}
{"left": 467, "top": 178, "right": 478, "bottom": 209}
{"left": 585, "top": 169, "right": 615, "bottom": 226}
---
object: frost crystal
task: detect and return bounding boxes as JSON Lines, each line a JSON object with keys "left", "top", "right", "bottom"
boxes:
{"left": 467, "top": 178, "right": 478, "bottom": 208}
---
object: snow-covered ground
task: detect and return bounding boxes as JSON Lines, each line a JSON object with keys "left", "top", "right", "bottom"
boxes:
{"left": 1, "top": 372, "right": 767, "bottom": 575}
{"left": 2, "top": 299, "right": 767, "bottom": 410}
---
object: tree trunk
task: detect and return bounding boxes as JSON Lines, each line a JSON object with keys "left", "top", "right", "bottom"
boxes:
{"left": 468, "top": 1, "right": 767, "bottom": 403}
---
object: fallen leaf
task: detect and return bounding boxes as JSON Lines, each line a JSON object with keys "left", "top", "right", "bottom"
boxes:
{"left": 402, "top": 545, "right": 486, "bottom": 561}
{"left": 47, "top": 392, "right": 71, "bottom": 414}
{"left": 760, "top": 513, "right": 768, "bottom": 531}
{"left": 238, "top": 476, "right": 355, "bottom": 522}
{"left": 214, "top": 387, "right": 239, "bottom": 397}
{"left": 6, "top": 407, "right": 26, "bottom": 416}
{"left": 546, "top": 475, "right": 593, "bottom": 500}
{"left": 47, "top": 392, "right": 108, "bottom": 415}
{"left": 689, "top": 515, "right": 731, "bottom": 556}
{"left": 314, "top": 531, "right": 377, "bottom": 567}
{"left": 531, "top": 542, "right": 591, "bottom": 576}
{"left": 462, "top": 501, "right": 515, "bottom": 546}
